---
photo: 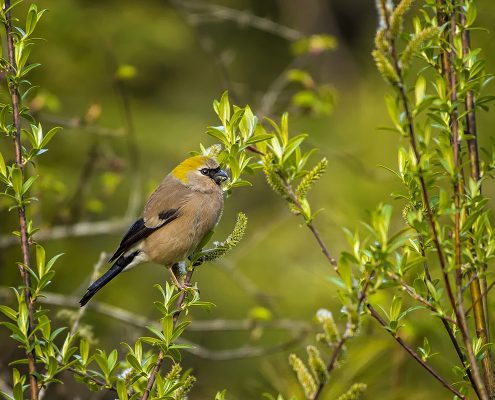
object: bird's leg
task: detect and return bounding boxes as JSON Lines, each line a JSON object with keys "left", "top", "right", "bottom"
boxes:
{"left": 169, "top": 263, "right": 192, "bottom": 291}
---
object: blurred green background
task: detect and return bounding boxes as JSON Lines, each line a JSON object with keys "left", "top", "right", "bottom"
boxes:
{"left": 1, "top": 0, "right": 495, "bottom": 398}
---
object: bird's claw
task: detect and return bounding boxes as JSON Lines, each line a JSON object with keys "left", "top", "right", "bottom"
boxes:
{"left": 169, "top": 270, "right": 198, "bottom": 292}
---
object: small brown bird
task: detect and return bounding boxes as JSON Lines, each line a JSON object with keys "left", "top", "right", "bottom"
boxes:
{"left": 79, "top": 155, "right": 228, "bottom": 306}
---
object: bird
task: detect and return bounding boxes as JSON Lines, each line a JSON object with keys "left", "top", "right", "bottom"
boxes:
{"left": 79, "top": 155, "right": 228, "bottom": 307}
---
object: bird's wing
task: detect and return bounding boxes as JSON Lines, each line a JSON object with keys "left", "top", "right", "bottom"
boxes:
{"left": 109, "top": 175, "right": 191, "bottom": 262}
{"left": 142, "top": 174, "right": 191, "bottom": 227}
{"left": 108, "top": 209, "right": 180, "bottom": 262}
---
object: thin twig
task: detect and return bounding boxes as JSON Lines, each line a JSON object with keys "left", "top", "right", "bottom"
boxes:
{"left": 37, "top": 112, "right": 124, "bottom": 137}
{"left": 173, "top": 0, "right": 303, "bottom": 42}
{"left": 3, "top": 1, "right": 38, "bottom": 398}
{"left": 313, "top": 276, "right": 373, "bottom": 400}
{"left": 0, "top": 218, "right": 131, "bottom": 249}
{"left": 367, "top": 305, "right": 466, "bottom": 399}
{"left": 278, "top": 162, "right": 469, "bottom": 398}
{"left": 441, "top": 3, "right": 491, "bottom": 398}
{"left": 419, "top": 214, "right": 477, "bottom": 393}
{"left": 387, "top": 272, "right": 458, "bottom": 326}
{"left": 66, "top": 367, "right": 116, "bottom": 392}
{"left": 460, "top": 5, "right": 495, "bottom": 396}
{"left": 379, "top": 1, "right": 488, "bottom": 397}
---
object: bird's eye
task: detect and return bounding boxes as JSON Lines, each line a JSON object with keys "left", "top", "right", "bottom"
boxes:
{"left": 200, "top": 168, "right": 209, "bottom": 175}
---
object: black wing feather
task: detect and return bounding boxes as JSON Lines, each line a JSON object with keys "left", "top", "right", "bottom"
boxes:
{"left": 109, "top": 209, "right": 179, "bottom": 262}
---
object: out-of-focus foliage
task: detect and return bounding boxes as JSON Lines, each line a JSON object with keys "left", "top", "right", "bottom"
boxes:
{"left": 1, "top": 0, "right": 495, "bottom": 399}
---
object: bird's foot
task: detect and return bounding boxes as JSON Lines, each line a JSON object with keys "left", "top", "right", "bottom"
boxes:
{"left": 169, "top": 269, "right": 196, "bottom": 292}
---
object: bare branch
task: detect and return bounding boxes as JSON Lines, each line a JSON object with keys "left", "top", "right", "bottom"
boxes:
{"left": 172, "top": 0, "right": 303, "bottom": 42}
{"left": 0, "top": 218, "right": 131, "bottom": 249}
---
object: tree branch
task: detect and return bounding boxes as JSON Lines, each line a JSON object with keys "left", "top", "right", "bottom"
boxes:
{"left": 172, "top": 0, "right": 303, "bottom": 42}
{"left": 459, "top": 4, "right": 495, "bottom": 396}
{"left": 3, "top": 1, "right": 38, "bottom": 398}
{"left": 367, "top": 305, "right": 466, "bottom": 399}
{"left": 141, "top": 270, "right": 194, "bottom": 400}
{"left": 0, "top": 218, "right": 131, "bottom": 249}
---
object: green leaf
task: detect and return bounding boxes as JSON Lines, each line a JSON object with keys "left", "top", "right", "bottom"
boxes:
{"left": 79, "top": 339, "right": 89, "bottom": 365}
{"left": 40, "top": 126, "right": 61, "bottom": 148}
{"left": 0, "top": 152, "right": 6, "bottom": 176}
{"left": 415, "top": 75, "right": 426, "bottom": 106}
{"left": 217, "top": 91, "right": 230, "bottom": 125}
{"left": 11, "top": 167, "right": 23, "bottom": 197}
{"left": 280, "top": 112, "right": 289, "bottom": 146}
{"left": 162, "top": 315, "right": 174, "bottom": 345}
{"left": 117, "top": 380, "right": 129, "bottom": 400}
{"left": 466, "top": 2, "right": 477, "bottom": 27}
{"left": 389, "top": 296, "right": 402, "bottom": 322}
{"left": 239, "top": 105, "right": 256, "bottom": 139}
{"left": 206, "top": 127, "right": 229, "bottom": 146}
{"left": 0, "top": 305, "right": 17, "bottom": 321}
{"left": 338, "top": 256, "right": 353, "bottom": 290}
{"left": 107, "top": 349, "right": 118, "bottom": 374}
{"left": 35, "top": 245, "right": 45, "bottom": 280}
{"left": 21, "top": 175, "right": 37, "bottom": 196}
{"left": 245, "top": 133, "right": 273, "bottom": 146}
{"left": 146, "top": 325, "right": 165, "bottom": 341}
{"left": 13, "top": 382, "right": 23, "bottom": 400}
{"left": 282, "top": 134, "right": 308, "bottom": 162}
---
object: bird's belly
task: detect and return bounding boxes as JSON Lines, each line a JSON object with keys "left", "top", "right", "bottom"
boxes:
{"left": 143, "top": 219, "right": 213, "bottom": 266}
{"left": 142, "top": 193, "right": 222, "bottom": 267}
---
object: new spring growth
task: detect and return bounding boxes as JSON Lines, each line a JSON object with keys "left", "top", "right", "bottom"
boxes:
{"left": 174, "top": 375, "right": 196, "bottom": 399}
{"left": 336, "top": 383, "right": 367, "bottom": 400}
{"left": 263, "top": 154, "right": 290, "bottom": 200}
{"left": 344, "top": 305, "right": 360, "bottom": 338}
{"left": 399, "top": 27, "right": 439, "bottom": 70}
{"left": 316, "top": 308, "right": 341, "bottom": 347}
{"left": 373, "top": 0, "right": 439, "bottom": 83}
{"left": 191, "top": 212, "right": 247, "bottom": 265}
{"left": 307, "top": 345, "right": 329, "bottom": 385}
{"left": 289, "top": 354, "right": 317, "bottom": 399}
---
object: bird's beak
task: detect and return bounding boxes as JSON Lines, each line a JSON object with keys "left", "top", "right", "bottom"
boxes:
{"left": 212, "top": 169, "right": 229, "bottom": 184}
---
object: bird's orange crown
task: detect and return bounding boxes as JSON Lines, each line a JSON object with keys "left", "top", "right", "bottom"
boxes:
{"left": 171, "top": 155, "right": 212, "bottom": 183}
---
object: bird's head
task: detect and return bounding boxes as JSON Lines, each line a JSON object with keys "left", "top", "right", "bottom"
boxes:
{"left": 171, "top": 156, "right": 229, "bottom": 191}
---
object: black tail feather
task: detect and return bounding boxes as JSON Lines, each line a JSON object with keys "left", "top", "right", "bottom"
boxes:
{"left": 79, "top": 251, "right": 139, "bottom": 307}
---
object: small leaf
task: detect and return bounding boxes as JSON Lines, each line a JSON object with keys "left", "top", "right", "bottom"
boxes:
{"left": 162, "top": 315, "right": 174, "bottom": 345}
{"left": 0, "top": 152, "right": 6, "bottom": 176}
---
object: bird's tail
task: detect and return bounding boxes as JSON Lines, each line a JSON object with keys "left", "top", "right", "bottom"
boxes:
{"left": 79, "top": 251, "right": 139, "bottom": 307}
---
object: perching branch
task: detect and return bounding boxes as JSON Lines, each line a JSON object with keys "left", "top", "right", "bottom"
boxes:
{"left": 141, "top": 270, "right": 195, "bottom": 400}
